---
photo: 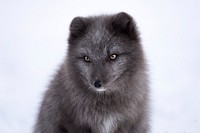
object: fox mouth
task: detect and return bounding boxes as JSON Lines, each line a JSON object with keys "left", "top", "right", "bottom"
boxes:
{"left": 96, "top": 87, "right": 107, "bottom": 92}
{"left": 88, "top": 86, "right": 108, "bottom": 93}
{"left": 87, "top": 75, "right": 120, "bottom": 93}
{"left": 87, "top": 77, "right": 119, "bottom": 93}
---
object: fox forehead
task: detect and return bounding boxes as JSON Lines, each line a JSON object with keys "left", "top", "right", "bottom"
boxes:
{"left": 76, "top": 42, "right": 124, "bottom": 57}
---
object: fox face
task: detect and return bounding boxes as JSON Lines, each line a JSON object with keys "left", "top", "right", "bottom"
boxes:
{"left": 67, "top": 12, "right": 143, "bottom": 93}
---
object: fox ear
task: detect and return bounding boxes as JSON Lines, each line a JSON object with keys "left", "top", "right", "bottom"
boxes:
{"left": 111, "top": 12, "right": 139, "bottom": 40}
{"left": 69, "top": 17, "right": 89, "bottom": 40}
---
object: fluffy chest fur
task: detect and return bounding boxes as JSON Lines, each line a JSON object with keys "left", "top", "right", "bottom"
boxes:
{"left": 100, "top": 115, "right": 118, "bottom": 133}
{"left": 66, "top": 91, "right": 122, "bottom": 132}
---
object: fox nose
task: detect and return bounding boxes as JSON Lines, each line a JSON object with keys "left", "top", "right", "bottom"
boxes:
{"left": 94, "top": 80, "right": 102, "bottom": 88}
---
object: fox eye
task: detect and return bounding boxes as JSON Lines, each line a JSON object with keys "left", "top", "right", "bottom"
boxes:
{"left": 109, "top": 54, "right": 117, "bottom": 60}
{"left": 84, "top": 56, "right": 92, "bottom": 62}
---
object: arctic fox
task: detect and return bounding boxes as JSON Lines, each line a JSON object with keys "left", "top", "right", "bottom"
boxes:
{"left": 34, "top": 12, "right": 149, "bottom": 133}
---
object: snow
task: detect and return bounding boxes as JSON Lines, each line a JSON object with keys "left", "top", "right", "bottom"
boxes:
{"left": 0, "top": 0, "right": 200, "bottom": 132}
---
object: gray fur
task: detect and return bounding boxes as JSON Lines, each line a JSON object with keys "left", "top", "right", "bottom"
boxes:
{"left": 34, "top": 12, "right": 150, "bottom": 133}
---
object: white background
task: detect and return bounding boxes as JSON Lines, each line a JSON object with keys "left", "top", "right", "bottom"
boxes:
{"left": 0, "top": 0, "right": 200, "bottom": 132}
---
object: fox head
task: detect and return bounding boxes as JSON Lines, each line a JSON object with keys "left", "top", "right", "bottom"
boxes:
{"left": 67, "top": 12, "right": 144, "bottom": 93}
